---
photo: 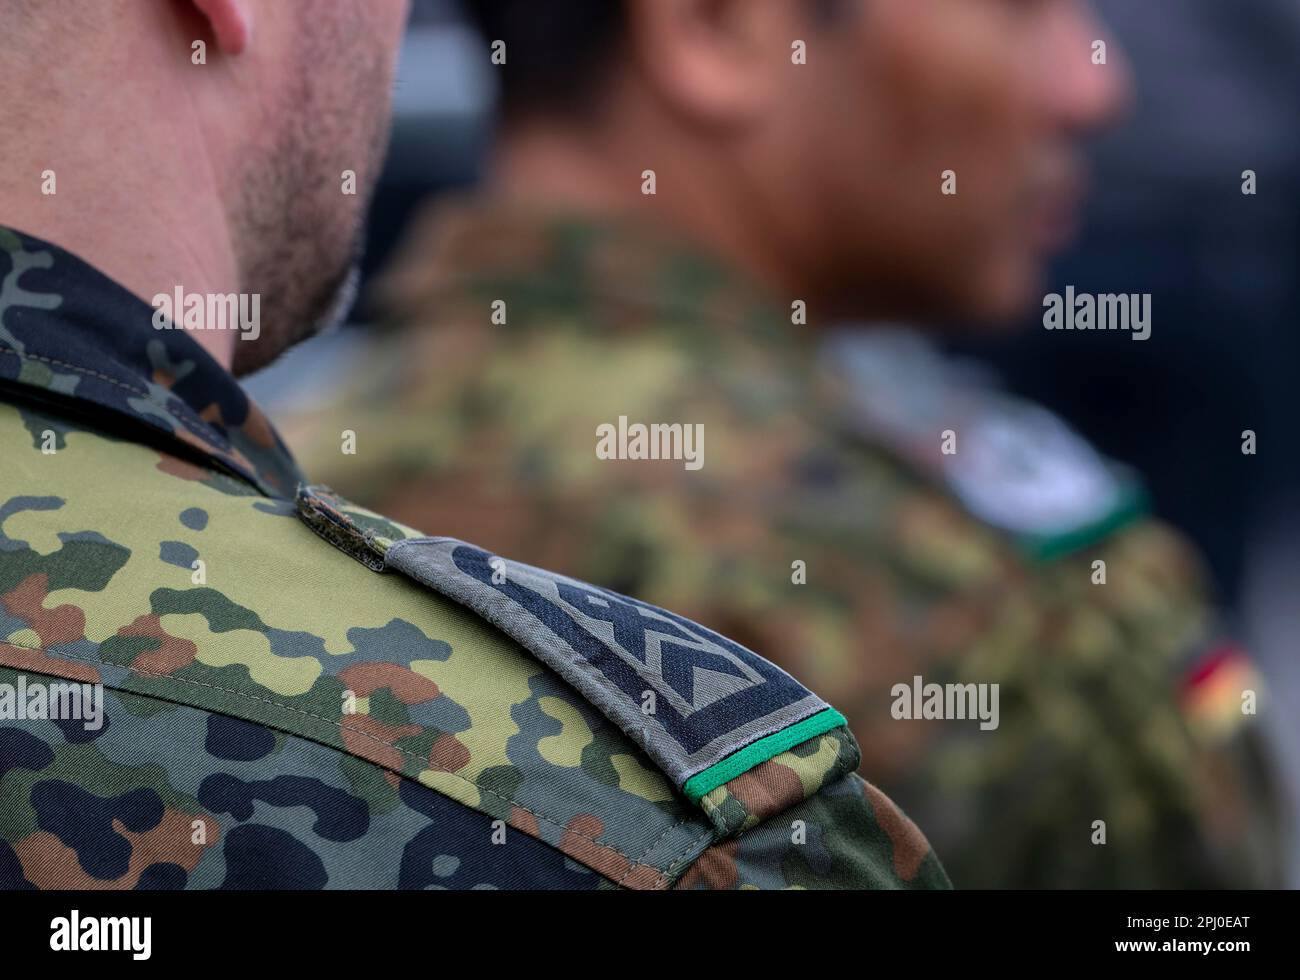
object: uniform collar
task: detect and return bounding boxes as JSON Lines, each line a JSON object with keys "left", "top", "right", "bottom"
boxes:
{"left": 0, "top": 226, "right": 302, "bottom": 498}
{"left": 373, "top": 198, "right": 798, "bottom": 351}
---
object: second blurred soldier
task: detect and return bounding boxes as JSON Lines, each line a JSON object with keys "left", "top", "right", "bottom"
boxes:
{"left": 288, "top": 0, "right": 1280, "bottom": 886}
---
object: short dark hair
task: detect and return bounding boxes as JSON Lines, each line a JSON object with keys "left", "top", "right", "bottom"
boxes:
{"left": 461, "top": 0, "right": 849, "bottom": 118}
{"left": 460, "top": 0, "right": 628, "bottom": 117}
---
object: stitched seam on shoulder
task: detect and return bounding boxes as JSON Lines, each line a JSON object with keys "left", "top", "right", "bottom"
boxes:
{"left": 653, "top": 825, "right": 717, "bottom": 884}
{"left": 615, "top": 818, "right": 691, "bottom": 887}
{"left": 0, "top": 638, "right": 691, "bottom": 886}
{"left": 0, "top": 346, "right": 234, "bottom": 453}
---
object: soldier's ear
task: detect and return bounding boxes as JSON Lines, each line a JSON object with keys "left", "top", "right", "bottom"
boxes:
{"left": 626, "top": 0, "right": 793, "bottom": 126}
{"left": 191, "top": 0, "right": 252, "bottom": 56}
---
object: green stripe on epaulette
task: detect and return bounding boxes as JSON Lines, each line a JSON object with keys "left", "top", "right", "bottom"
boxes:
{"left": 682, "top": 707, "right": 847, "bottom": 802}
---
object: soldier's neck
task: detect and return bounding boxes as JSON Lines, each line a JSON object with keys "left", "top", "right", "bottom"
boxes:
{"left": 488, "top": 121, "right": 800, "bottom": 303}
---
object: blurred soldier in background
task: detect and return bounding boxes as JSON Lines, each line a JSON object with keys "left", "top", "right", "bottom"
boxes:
{"left": 286, "top": 0, "right": 1282, "bottom": 886}
{"left": 935, "top": 0, "right": 1300, "bottom": 882}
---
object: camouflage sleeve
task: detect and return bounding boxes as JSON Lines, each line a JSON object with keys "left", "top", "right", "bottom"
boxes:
{"left": 882, "top": 517, "right": 1284, "bottom": 889}
{"left": 677, "top": 772, "right": 950, "bottom": 890}
{"left": 674, "top": 726, "right": 951, "bottom": 890}
{"left": 1096, "top": 523, "right": 1285, "bottom": 887}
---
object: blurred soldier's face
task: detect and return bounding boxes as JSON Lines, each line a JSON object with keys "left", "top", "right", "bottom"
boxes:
{"left": 231, "top": 0, "right": 409, "bottom": 374}
{"left": 766, "top": 0, "right": 1130, "bottom": 322}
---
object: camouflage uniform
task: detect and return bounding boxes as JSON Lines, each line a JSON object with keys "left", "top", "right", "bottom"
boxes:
{"left": 0, "top": 225, "right": 948, "bottom": 890}
{"left": 284, "top": 201, "right": 1282, "bottom": 888}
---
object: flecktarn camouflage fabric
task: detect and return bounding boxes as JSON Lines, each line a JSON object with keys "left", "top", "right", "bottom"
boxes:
{"left": 0, "top": 225, "right": 947, "bottom": 890}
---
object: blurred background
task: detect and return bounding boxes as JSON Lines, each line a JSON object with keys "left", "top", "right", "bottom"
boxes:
{"left": 248, "top": 0, "right": 1300, "bottom": 884}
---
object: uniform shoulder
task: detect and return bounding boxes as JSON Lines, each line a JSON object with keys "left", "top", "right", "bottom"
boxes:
{"left": 298, "top": 484, "right": 849, "bottom": 793}
{"left": 0, "top": 411, "right": 943, "bottom": 888}
{"left": 298, "top": 486, "right": 950, "bottom": 889}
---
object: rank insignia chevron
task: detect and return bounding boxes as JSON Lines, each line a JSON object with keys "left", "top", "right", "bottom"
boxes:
{"left": 381, "top": 535, "right": 845, "bottom": 798}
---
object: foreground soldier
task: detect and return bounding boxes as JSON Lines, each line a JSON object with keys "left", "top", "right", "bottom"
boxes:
{"left": 0, "top": 0, "right": 947, "bottom": 889}
{"left": 288, "top": 0, "right": 1281, "bottom": 886}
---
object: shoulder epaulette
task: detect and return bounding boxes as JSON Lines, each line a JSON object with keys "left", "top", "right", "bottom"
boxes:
{"left": 297, "top": 485, "right": 851, "bottom": 806}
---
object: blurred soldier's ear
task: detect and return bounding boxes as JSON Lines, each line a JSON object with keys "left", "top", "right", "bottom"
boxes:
{"left": 192, "top": 0, "right": 252, "bottom": 56}
{"left": 625, "top": 0, "right": 798, "bottom": 126}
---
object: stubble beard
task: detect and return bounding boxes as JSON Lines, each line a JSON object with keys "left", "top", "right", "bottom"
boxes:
{"left": 229, "top": 33, "right": 394, "bottom": 377}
